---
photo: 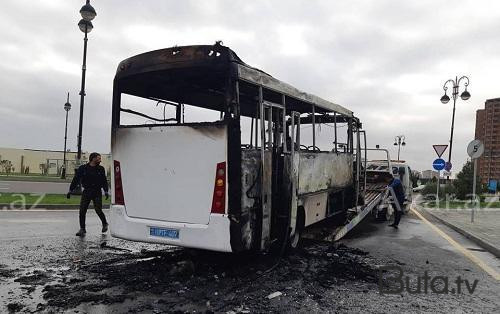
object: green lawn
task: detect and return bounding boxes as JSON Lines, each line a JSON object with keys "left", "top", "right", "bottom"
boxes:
{"left": 0, "top": 193, "right": 111, "bottom": 205}
{"left": 423, "top": 201, "right": 500, "bottom": 209}
{"left": 0, "top": 174, "right": 72, "bottom": 183}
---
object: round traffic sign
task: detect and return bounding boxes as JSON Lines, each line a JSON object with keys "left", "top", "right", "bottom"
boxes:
{"left": 433, "top": 158, "right": 446, "bottom": 171}
{"left": 445, "top": 162, "right": 452, "bottom": 171}
{"left": 467, "top": 140, "right": 484, "bottom": 159}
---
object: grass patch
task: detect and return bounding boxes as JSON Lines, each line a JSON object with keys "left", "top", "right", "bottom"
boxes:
{"left": 423, "top": 201, "right": 500, "bottom": 209}
{"left": 0, "top": 193, "right": 111, "bottom": 206}
{"left": 0, "top": 175, "right": 72, "bottom": 183}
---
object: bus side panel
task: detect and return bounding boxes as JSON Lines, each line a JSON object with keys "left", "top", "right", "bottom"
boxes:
{"left": 297, "top": 152, "right": 353, "bottom": 195}
{"left": 113, "top": 125, "right": 227, "bottom": 225}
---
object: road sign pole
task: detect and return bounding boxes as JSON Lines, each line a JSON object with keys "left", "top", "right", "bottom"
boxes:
{"left": 472, "top": 158, "right": 477, "bottom": 223}
{"left": 467, "top": 139, "right": 484, "bottom": 223}
{"left": 437, "top": 171, "right": 440, "bottom": 207}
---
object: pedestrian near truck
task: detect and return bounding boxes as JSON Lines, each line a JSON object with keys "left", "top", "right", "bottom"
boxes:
{"left": 385, "top": 174, "right": 405, "bottom": 229}
{"left": 67, "top": 152, "right": 109, "bottom": 237}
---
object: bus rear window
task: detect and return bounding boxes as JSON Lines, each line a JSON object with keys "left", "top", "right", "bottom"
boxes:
{"left": 118, "top": 93, "right": 223, "bottom": 126}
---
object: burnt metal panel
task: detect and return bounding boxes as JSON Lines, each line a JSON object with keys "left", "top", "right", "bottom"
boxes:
{"left": 260, "top": 151, "right": 273, "bottom": 250}
{"left": 303, "top": 192, "right": 328, "bottom": 227}
{"left": 237, "top": 64, "right": 353, "bottom": 117}
{"left": 114, "top": 44, "right": 354, "bottom": 119}
{"left": 240, "top": 149, "right": 261, "bottom": 250}
{"left": 297, "top": 152, "right": 353, "bottom": 195}
{"left": 239, "top": 149, "right": 272, "bottom": 251}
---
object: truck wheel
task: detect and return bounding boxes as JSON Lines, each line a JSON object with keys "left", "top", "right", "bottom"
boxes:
{"left": 385, "top": 209, "right": 392, "bottom": 221}
{"left": 376, "top": 208, "right": 388, "bottom": 221}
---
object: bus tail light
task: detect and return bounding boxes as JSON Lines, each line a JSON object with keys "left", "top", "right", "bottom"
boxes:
{"left": 114, "top": 160, "right": 125, "bottom": 206}
{"left": 211, "top": 162, "right": 226, "bottom": 214}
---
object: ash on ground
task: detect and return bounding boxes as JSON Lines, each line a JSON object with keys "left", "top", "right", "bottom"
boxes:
{"left": 3, "top": 240, "right": 390, "bottom": 313}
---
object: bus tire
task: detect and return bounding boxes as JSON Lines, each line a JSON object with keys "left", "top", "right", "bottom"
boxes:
{"left": 288, "top": 207, "right": 305, "bottom": 250}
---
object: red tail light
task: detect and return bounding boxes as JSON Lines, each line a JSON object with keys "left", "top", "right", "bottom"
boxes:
{"left": 113, "top": 160, "right": 125, "bottom": 205}
{"left": 211, "top": 162, "right": 226, "bottom": 214}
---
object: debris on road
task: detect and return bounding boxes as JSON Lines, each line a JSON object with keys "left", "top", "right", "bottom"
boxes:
{"left": 267, "top": 291, "right": 283, "bottom": 299}
{"left": 2, "top": 239, "right": 388, "bottom": 312}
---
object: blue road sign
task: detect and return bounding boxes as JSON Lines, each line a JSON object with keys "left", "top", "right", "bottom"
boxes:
{"left": 489, "top": 180, "right": 498, "bottom": 192}
{"left": 445, "top": 162, "right": 452, "bottom": 171}
{"left": 433, "top": 158, "right": 446, "bottom": 171}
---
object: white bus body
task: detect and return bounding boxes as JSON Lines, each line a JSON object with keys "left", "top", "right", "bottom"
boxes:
{"left": 111, "top": 124, "right": 232, "bottom": 252}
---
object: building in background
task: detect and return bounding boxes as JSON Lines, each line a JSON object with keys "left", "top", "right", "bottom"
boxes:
{"left": 475, "top": 98, "right": 500, "bottom": 191}
{"left": 421, "top": 170, "right": 439, "bottom": 180}
{"left": 0, "top": 147, "right": 111, "bottom": 176}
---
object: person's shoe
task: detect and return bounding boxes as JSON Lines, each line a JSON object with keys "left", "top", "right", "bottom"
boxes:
{"left": 102, "top": 223, "right": 109, "bottom": 233}
{"left": 75, "top": 229, "right": 86, "bottom": 237}
{"left": 388, "top": 224, "right": 398, "bottom": 229}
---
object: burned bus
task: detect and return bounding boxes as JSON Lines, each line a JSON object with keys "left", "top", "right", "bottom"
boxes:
{"left": 110, "top": 43, "right": 366, "bottom": 252}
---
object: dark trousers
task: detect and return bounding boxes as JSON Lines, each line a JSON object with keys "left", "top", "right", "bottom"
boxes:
{"left": 392, "top": 202, "right": 403, "bottom": 226}
{"left": 79, "top": 189, "right": 107, "bottom": 229}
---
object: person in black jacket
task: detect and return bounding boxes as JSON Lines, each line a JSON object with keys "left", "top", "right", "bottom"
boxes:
{"left": 68, "top": 152, "right": 109, "bottom": 236}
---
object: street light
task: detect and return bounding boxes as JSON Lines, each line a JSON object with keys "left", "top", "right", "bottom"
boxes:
{"left": 393, "top": 135, "right": 406, "bottom": 161}
{"left": 440, "top": 76, "right": 470, "bottom": 180}
{"left": 76, "top": 0, "right": 97, "bottom": 169}
{"left": 62, "top": 93, "right": 71, "bottom": 179}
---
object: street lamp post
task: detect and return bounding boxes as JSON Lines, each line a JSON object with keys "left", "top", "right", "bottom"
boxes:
{"left": 440, "top": 76, "right": 470, "bottom": 181}
{"left": 393, "top": 135, "right": 406, "bottom": 161}
{"left": 76, "top": 0, "right": 97, "bottom": 168}
{"left": 62, "top": 93, "right": 71, "bottom": 179}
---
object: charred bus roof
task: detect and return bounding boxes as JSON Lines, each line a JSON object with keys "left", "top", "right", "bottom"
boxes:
{"left": 114, "top": 44, "right": 353, "bottom": 118}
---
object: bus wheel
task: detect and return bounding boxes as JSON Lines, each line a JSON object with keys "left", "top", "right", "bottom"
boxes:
{"left": 289, "top": 230, "right": 301, "bottom": 249}
{"left": 288, "top": 207, "right": 305, "bottom": 250}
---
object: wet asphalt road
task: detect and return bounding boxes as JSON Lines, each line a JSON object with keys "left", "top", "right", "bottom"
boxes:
{"left": 1, "top": 208, "right": 499, "bottom": 313}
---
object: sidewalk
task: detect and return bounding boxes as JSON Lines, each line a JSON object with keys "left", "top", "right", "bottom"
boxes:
{"left": 422, "top": 207, "right": 500, "bottom": 258}
{"left": 0, "top": 204, "right": 110, "bottom": 210}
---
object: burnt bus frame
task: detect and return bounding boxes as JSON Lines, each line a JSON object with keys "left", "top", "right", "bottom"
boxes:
{"left": 111, "top": 44, "right": 361, "bottom": 252}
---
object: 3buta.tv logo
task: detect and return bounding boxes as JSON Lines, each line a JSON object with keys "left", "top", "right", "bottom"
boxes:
{"left": 379, "top": 266, "right": 479, "bottom": 295}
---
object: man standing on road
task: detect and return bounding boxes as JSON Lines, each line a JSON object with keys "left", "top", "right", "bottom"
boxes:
{"left": 67, "top": 152, "right": 109, "bottom": 237}
{"left": 386, "top": 174, "right": 405, "bottom": 229}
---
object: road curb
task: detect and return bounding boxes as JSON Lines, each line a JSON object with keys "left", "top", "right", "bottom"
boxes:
{"left": 421, "top": 208, "right": 500, "bottom": 258}
{"left": 0, "top": 204, "right": 110, "bottom": 210}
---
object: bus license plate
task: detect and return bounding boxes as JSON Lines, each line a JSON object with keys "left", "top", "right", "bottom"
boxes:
{"left": 149, "top": 227, "right": 179, "bottom": 239}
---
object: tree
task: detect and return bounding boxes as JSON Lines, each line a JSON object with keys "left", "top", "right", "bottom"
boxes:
{"left": 411, "top": 170, "right": 421, "bottom": 188}
{"left": 454, "top": 160, "right": 483, "bottom": 200}
{"left": 0, "top": 159, "right": 13, "bottom": 173}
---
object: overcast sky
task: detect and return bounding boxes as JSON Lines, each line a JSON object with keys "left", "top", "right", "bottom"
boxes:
{"left": 1, "top": 0, "right": 499, "bottom": 173}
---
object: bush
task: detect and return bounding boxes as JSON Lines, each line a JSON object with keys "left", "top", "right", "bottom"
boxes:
{"left": 443, "top": 184, "right": 456, "bottom": 198}
{"left": 422, "top": 183, "right": 437, "bottom": 196}
{"left": 421, "top": 182, "right": 456, "bottom": 200}
{"left": 453, "top": 161, "right": 483, "bottom": 200}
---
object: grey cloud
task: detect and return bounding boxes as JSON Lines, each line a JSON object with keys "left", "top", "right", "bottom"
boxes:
{"left": 1, "top": 0, "right": 498, "bottom": 173}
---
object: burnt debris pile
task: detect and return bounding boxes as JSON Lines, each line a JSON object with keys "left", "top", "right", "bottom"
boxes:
{"left": 32, "top": 241, "right": 385, "bottom": 312}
